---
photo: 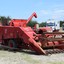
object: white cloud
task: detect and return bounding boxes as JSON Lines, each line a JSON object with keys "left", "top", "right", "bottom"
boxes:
{"left": 38, "top": 9, "right": 64, "bottom": 20}
{"left": 40, "top": 10, "right": 49, "bottom": 15}
{"left": 52, "top": 9, "right": 64, "bottom": 19}
{"left": 54, "top": 10, "right": 64, "bottom": 13}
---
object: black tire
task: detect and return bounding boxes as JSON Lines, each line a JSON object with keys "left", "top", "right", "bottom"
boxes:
{"left": 8, "top": 40, "right": 17, "bottom": 50}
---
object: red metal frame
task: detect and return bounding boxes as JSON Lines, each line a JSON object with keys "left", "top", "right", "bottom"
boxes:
{"left": 0, "top": 12, "right": 64, "bottom": 55}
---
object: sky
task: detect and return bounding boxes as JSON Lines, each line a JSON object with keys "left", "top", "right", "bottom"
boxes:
{"left": 0, "top": 0, "right": 64, "bottom": 23}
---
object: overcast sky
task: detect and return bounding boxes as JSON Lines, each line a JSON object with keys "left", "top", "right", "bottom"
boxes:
{"left": 0, "top": 0, "right": 64, "bottom": 23}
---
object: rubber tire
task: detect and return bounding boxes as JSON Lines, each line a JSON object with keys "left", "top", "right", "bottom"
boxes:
{"left": 8, "top": 40, "right": 17, "bottom": 50}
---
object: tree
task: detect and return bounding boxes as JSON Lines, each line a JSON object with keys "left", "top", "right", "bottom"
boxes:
{"left": 60, "top": 21, "right": 64, "bottom": 27}
{"left": 39, "top": 22, "right": 46, "bottom": 27}
{"left": 27, "top": 20, "right": 38, "bottom": 27}
{"left": 0, "top": 16, "right": 11, "bottom": 26}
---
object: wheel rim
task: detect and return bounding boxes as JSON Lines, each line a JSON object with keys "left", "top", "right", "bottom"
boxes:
{"left": 9, "top": 43, "right": 13, "bottom": 47}
{"left": 8, "top": 40, "right": 16, "bottom": 48}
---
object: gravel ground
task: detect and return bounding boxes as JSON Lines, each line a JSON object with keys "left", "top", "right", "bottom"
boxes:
{"left": 0, "top": 49, "right": 64, "bottom": 64}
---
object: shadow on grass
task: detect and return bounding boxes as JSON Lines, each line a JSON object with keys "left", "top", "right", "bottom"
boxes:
{"left": 1, "top": 48, "right": 39, "bottom": 55}
{"left": 0, "top": 48, "right": 64, "bottom": 56}
{"left": 18, "top": 49, "right": 40, "bottom": 55}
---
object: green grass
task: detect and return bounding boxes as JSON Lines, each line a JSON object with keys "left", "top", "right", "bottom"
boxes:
{"left": 48, "top": 62, "right": 64, "bottom": 64}
{"left": 21, "top": 53, "right": 41, "bottom": 64}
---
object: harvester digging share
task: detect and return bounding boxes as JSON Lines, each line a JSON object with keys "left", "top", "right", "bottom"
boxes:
{"left": 0, "top": 12, "right": 64, "bottom": 55}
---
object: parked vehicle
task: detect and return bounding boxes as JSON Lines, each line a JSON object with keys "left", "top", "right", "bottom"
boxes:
{"left": 46, "top": 20, "right": 60, "bottom": 31}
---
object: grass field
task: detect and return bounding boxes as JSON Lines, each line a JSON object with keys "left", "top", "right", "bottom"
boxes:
{"left": 0, "top": 49, "right": 64, "bottom": 64}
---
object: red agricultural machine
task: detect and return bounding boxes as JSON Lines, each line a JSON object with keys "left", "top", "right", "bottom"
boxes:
{"left": 0, "top": 12, "right": 64, "bottom": 55}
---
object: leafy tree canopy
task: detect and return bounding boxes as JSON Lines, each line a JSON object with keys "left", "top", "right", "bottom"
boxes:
{"left": 27, "top": 20, "right": 38, "bottom": 27}
{"left": 0, "top": 16, "right": 11, "bottom": 25}
{"left": 39, "top": 22, "right": 46, "bottom": 27}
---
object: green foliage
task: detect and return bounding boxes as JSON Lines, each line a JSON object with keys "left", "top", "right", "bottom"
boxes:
{"left": 27, "top": 20, "right": 38, "bottom": 27}
{"left": 60, "top": 21, "right": 64, "bottom": 27}
{"left": 39, "top": 22, "right": 46, "bottom": 27}
{"left": 27, "top": 20, "right": 46, "bottom": 27}
{"left": 0, "top": 16, "right": 11, "bottom": 25}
